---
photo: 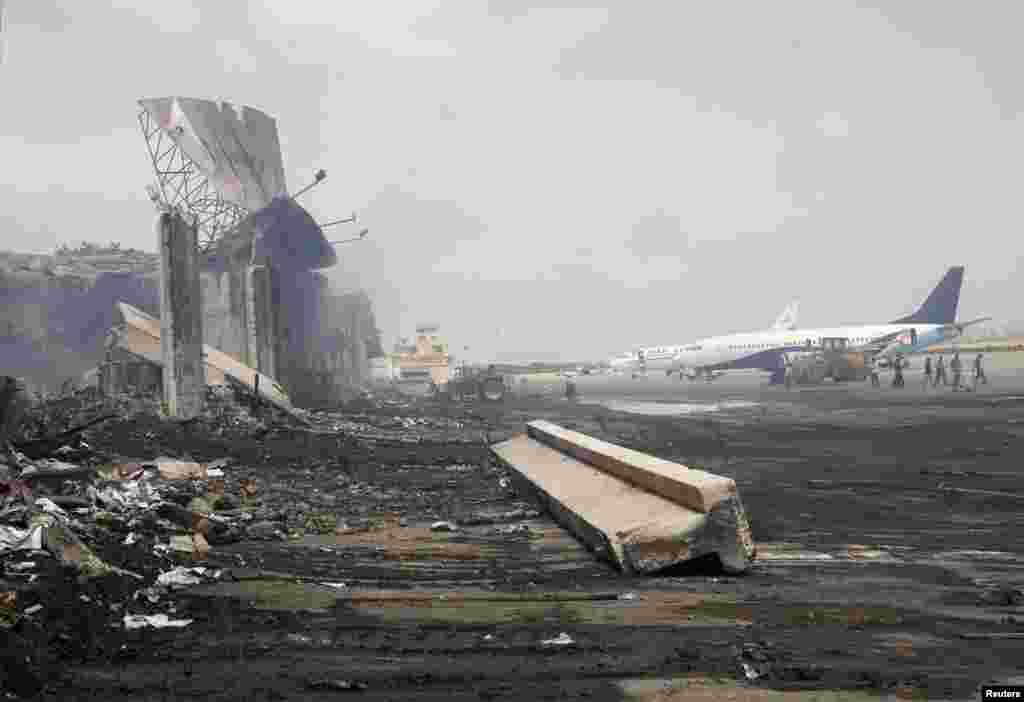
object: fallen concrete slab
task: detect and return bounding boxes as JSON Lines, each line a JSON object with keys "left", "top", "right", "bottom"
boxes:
{"left": 490, "top": 421, "right": 755, "bottom": 575}
{"left": 113, "top": 302, "right": 296, "bottom": 416}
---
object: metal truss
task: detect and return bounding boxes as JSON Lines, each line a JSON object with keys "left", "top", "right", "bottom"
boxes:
{"left": 138, "top": 107, "right": 249, "bottom": 251}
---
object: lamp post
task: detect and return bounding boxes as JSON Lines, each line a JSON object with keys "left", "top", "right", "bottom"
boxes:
{"left": 320, "top": 212, "right": 358, "bottom": 229}
{"left": 290, "top": 169, "right": 328, "bottom": 201}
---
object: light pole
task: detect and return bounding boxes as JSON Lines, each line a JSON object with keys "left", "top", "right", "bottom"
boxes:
{"left": 290, "top": 169, "right": 328, "bottom": 201}
{"left": 320, "top": 211, "right": 358, "bottom": 229}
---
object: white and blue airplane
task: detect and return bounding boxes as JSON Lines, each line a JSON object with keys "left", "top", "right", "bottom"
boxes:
{"left": 608, "top": 301, "right": 799, "bottom": 377}
{"left": 623, "top": 267, "right": 988, "bottom": 384}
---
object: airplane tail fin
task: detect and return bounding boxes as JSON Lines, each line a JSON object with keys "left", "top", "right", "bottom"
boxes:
{"left": 772, "top": 301, "right": 799, "bottom": 331}
{"left": 890, "top": 266, "right": 964, "bottom": 325}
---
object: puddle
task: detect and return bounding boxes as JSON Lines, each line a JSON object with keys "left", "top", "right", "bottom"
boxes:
{"left": 756, "top": 543, "right": 835, "bottom": 561}
{"left": 617, "top": 676, "right": 907, "bottom": 701}
{"left": 932, "top": 550, "right": 1024, "bottom": 563}
{"left": 183, "top": 582, "right": 744, "bottom": 626}
{"left": 601, "top": 400, "right": 759, "bottom": 417}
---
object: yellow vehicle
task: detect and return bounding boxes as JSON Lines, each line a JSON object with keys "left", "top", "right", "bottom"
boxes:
{"left": 786, "top": 337, "right": 871, "bottom": 385}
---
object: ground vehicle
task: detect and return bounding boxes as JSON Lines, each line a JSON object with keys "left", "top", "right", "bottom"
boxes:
{"left": 786, "top": 337, "right": 872, "bottom": 385}
{"left": 434, "top": 365, "right": 507, "bottom": 402}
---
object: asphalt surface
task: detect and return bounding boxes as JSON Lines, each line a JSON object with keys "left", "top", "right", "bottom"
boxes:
{"left": 4, "top": 368, "right": 1024, "bottom": 701}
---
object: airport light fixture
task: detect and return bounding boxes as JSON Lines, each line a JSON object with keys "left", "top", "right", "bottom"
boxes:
{"left": 320, "top": 212, "right": 358, "bottom": 229}
{"left": 290, "top": 169, "right": 328, "bottom": 201}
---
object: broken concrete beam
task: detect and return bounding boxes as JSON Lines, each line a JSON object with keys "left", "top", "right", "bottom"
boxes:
{"left": 114, "top": 302, "right": 303, "bottom": 423}
{"left": 526, "top": 420, "right": 737, "bottom": 514}
{"left": 490, "top": 422, "right": 755, "bottom": 575}
{"left": 157, "top": 211, "right": 206, "bottom": 419}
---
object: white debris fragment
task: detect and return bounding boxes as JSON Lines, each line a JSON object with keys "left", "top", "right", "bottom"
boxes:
{"left": 494, "top": 523, "right": 531, "bottom": 536}
{"left": 8, "top": 561, "right": 35, "bottom": 572}
{"left": 134, "top": 587, "right": 162, "bottom": 604}
{"left": 33, "top": 459, "right": 79, "bottom": 472}
{"left": 431, "top": 521, "right": 458, "bottom": 532}
{"left": 24, "top": 604, "right": 43, "bottom": 616}
{"left": 207, "top": 468, "right": 225, "bottom": 478}
{"left": 34, "top": 498, "right": 67, "bottom": 516}
{"left": 742, "top": 662, "right": 762, "bottom": 681}
{"left": 483, "top": 633, "right": 495, "bottom": 641}
{"left": 541, "top": 632, "right": 575, "bottom": 646}
{"left": 322, "top": 582, "right": 348, "bottom": 590}
{"left": 88, "top": 480, "right": 159, "bottom": 510}
{"left": 123, "top": 533, "right": 138, "bottom": 546}
{"left": 499, "top": 478, "right": 510, "bottom": 488}
{"left": 157, "top": 566, "right": 219, "bottom": 589}
{"left": 618, "top": 592, "right": 639, "bottom": 601}
{"left": 123, "top": 613, "right": 194, "bottom": 630}
{"left": 0, "top": 525, "right": 44, "bottom": 552}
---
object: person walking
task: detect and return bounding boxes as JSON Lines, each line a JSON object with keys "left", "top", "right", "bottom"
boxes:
{"left": 950, "top": 351, "right": 962, "bottom": 391}
{"left": 934, "top": 355, "right": 947, "bottom": 387}
{"left": 869, "top": 356, "right": 880, "bottom": 387}
{"left": 892, "top": 355, "right": 905, "bottom": 388}
{"left": 922, "top": 355, "right": 933, "bottom": 389}
{"left": 974, "top": 353, "right": 987, "bottom": 389}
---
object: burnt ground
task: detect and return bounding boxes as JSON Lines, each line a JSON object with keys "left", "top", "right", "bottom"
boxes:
{"left": 3, "top": 376, "right": 1024, "bottom": 701}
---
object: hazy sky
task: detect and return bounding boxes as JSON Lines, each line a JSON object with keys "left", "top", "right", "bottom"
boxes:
{"left": 1, "top": 1, "right": 1021, "bottom": 361}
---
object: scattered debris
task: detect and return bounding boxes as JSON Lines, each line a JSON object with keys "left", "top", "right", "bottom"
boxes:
{"left": 431, "top": 520, "right": 459, "bottom": 532}
{"left": 154, "top": 458, "right": 208, "bottom": 481}
{"left": 0, "top": 524, "right": 43, "bottom": 552}
{"left": 123, "top": 613, "right": 194, "bottom": 630}
{"left": 541, "top": 632, "right": 575, "bottom": 646}
{"left": 307, "top": 679, "right": 369, "bottom": 692}
{"left": 0, "top": 591, "right": 17, "bottom": 628}
{"left": 157, "top": 567, "right": 220, "bottom": 589}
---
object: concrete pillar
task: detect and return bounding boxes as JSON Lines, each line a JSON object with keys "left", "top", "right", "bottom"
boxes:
{"left": 352, "top": 303, "right": 365, "bottom": 387}
{"left": 246, "top": 263, "right": 277, "bottom": 378}
{"left": 157, "top": 211, "right": 205, "bottom": 419}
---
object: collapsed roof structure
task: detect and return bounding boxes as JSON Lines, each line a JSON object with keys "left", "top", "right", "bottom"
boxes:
{"left": 133, "top": 96, "right": 367, "bottom": 407}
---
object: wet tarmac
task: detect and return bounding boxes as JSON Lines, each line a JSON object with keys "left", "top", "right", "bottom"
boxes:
{"left": 5, "top": 370, "right": 1024, "bottom": 701}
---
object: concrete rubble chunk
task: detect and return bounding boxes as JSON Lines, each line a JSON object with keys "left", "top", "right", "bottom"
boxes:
{"left": 490, "top": 421, "right": 756, "bottom": 575}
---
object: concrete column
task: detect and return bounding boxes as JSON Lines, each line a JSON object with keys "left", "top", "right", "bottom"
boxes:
{"left": 352, "top": 305, "right": 366, "bottom": 387}
{"left": 157, "top": 211, "right": 205, "bottom": 419}
{"left": 246, "top": 263, "right": 277, "bottom": 378}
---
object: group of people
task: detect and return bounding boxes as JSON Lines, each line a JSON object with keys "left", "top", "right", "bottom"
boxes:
{"left": 879, "top": 351, "right": 987, "bottom": 391}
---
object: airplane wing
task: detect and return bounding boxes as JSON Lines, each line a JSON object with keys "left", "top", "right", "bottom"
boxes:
{"left": 941, "top": 317, "right": 992, "bottom": 335}
{"left": 850, "top": 329, "right": 905, "bottom": 355}
{"left": 874, "top": 329, "right": 917, "bottom": 358}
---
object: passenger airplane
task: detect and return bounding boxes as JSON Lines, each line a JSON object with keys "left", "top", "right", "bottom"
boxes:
{"left": 612, "top": 301, "right": 800, "bottom": 377}
{"left": 628, "top": 267, "right": 987, "bottom": 384}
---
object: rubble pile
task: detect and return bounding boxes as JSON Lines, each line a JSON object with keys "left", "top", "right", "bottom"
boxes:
{"left": 0, "top": 375, "right": 524, "bottom": 691}
{"left": 0, "top": 379, "right": 330, "bottom": 691}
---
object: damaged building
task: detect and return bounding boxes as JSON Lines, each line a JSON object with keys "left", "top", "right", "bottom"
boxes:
{"left": 0, "top": 96, "right": 382, "bottom": 408}
{"left": 0, "top": 236, "right": 380, "bottom": 409}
